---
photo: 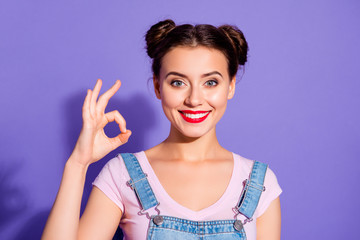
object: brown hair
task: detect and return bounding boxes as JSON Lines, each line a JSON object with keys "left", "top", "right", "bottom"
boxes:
{"left": 145, "top": 19, "right": 248, "bottom": 79}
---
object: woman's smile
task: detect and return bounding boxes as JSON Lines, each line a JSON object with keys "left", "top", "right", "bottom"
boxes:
{"left": 179, "top": 110, "right": 212, "bottom": 123}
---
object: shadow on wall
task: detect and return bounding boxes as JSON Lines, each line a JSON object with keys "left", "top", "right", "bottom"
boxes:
{"left": 9, "top": 91, "right": 157, "bottom": 239}
{"left": 67, "top": 90, "right": 157, "bottom": 238}
{"left": 12, "top": 210, "right": 50, "bottom": 240}
{"left": 0, "top": 161, "right": 28, "bottom": 233}
{"left": 62, "top": 90, "right": 158, "bottom": 160}
{"left": 0, "top": 159, "right": 49, "bottom": 240}
{"left": 62, "top": 90, "right": 157, "bottom": 212}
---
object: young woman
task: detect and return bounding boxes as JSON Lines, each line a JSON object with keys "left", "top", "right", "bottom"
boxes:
{"left": 42, "top": 19, "right": 281, "bottom": 240}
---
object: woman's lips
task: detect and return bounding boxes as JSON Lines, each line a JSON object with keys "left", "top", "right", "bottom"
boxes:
{"left": 179, "top": 110, "right": 211, "bottom": 123}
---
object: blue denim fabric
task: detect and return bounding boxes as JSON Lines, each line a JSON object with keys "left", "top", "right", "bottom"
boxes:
{"left": 120, "top": 153, "right": 267, "bottom": 240}
{"left": 237, "top": 161, "right": 268, "bottom": 219}
{"left": 121, "top": 153, "right": 159, "bottom": 210}
{"left": 147, "top": 216, "right": 246, "bottom": 240}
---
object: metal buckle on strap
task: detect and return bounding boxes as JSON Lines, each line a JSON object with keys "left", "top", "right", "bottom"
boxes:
{"left": 138, "top": 202, "right": 161, "bottom": 219}
{"left": 232, "top": 207, "right": 254, "bottom": 225}
{"left": 244, "top": 179, "right": 266, "bottom": 192}
{"left": 126, "top": 173, "right": 148, "bottom": 190}
{"left": 244, "top": 218, "right": 253, "bottom": 225}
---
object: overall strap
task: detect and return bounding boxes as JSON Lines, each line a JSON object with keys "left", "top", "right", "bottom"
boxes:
{"left": 120, "top": 153, "right": 159, "bottom": 211}
{"left": 237, "top": 161, "right": 268, "bottom": 220}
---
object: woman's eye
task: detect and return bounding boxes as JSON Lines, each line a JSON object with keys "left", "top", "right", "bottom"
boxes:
{"left": 171, "top": 80, "right": 184, "bottom": 87}
{"left": 205, "top": 80, "right": 218, "bottom": 87}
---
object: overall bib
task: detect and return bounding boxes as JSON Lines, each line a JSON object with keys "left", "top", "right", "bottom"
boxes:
{"left": 121, "top": 153, "right": 267, "bottom": 240}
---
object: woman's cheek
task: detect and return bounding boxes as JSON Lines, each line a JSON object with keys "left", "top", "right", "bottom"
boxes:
{"left": 162, "top": 91, "right": 182, "bottom": 108}
{"left": 206, "top": 90, "right": 228, "bottom": 108}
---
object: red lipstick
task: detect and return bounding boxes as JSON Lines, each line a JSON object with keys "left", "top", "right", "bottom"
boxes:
{"left": 179, "top": 110, "right": 211, "bottom": 123}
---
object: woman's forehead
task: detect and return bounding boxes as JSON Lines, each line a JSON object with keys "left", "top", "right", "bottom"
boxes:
{"left": 160, "top": 46, "right": 228, "bottom": 77}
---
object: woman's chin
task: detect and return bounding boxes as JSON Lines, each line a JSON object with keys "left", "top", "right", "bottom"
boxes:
{"left": 171, "top": 126, "right": 215, "bottom": 141}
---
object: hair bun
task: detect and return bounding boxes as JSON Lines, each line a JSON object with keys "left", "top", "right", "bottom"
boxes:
{"left": 146, "top": 19, "right": 176, "bottom": 59}
{"left": 218, "top": 25, "right": 248, "bottom": 66}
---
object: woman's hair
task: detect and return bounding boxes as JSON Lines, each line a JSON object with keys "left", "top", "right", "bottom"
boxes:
{"left": 145, "top": 19, "right": 249, "bottom": 79}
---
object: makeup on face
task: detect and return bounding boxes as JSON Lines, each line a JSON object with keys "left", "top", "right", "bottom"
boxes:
{"left": 178, "top": 110, "right": 211, "bottom": 123}
{"left": 157, "top": 46, "right": 234, "bottom": 138}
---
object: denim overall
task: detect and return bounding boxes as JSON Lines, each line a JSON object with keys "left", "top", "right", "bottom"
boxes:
{"left": 121, "top": 153, "right": 267, "bottom": 240}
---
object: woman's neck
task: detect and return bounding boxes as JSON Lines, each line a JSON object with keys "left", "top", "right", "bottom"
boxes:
{"left": 157, "top": 126, "right": 226, "bottom": 162}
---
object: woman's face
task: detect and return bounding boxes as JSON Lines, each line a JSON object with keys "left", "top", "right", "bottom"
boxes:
{"left": 154, "top": 46, "right": 236, "bottom": 139}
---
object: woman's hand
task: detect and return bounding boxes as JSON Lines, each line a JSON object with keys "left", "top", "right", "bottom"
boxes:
{"left": 70, "top": 79, "right": 131, "bottom": 167}
{"left": 42, "top": 79, "right": 129, "bottom": 240}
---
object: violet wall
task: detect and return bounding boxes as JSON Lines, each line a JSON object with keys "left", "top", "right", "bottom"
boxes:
{"left": 1, "top": 0, "right": 359, "bottom": 239}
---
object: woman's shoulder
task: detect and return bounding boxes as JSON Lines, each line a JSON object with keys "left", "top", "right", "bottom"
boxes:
{"left": 232, "top": 153, "right": 279, "bottom": 178}
{"left": 104, "top": 151, "right": 146, "bottom": 165}
{"left": 232, "top": 152, "right": 254, "bottom": 168}
{"left": 99, "top": 151, "right": 147, "bottom": 175}
{"left": 92, "top": 151, "right": 147, "bottom": 211}
{"left": 232, "top": 152, "right": 281, "bottom": 199}
{"left": 232, "top": 152, "right": 282, "bottom": 218}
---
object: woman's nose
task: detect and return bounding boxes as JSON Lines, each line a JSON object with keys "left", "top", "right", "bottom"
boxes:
{"left": 185, "top": 86, "right": 203, "bottom": 107}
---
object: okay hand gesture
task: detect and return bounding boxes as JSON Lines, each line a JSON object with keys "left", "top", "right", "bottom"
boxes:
{"left": 70, "top": 79, "right": 131, "bottom": 167}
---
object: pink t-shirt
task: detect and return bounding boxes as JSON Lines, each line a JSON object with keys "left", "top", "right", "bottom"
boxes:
{"left": 93, "top": 151, "right": 282, "bottom": 240}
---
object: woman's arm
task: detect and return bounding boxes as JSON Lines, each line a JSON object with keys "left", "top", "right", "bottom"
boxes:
{"left": 78, "top": 187, "right": 122, "bottom": 240}
{"left": 256, "top": 197, "right": 281, "bottom": 240}
{"left": 41, "top": 158, "right": 89, "bottom": 240}
{"left": 42, "top": 79, "right": 131, "bottom": 240}
{"left": 42, "top": 160, "right": 123, "bottom": 240}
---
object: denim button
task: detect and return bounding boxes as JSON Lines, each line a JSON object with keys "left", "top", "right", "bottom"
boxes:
{"left": 153, "top": 216, "right": 164, "bottom": 225}
{"left": 234, "top": 220, "right": 243, "bottom": 231}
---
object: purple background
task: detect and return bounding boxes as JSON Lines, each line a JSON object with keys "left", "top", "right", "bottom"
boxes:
{"left": 1, "top": 0, "right": 359, "bottom": 239}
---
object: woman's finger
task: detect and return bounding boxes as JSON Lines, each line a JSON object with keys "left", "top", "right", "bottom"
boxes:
{"left": 109, "top": 130, "right": 132, "bottom": 149}
{"left": 104, "top": 110, "right": 127, "bottom": 133}
{"left": 90, "top": 79, "right": 103, "bottom": 117}
{"left": 96, "top": 80, "right": 121, "bottom": 114}
{"left": 82, "top": 89, "right": 92, "bottom": 120}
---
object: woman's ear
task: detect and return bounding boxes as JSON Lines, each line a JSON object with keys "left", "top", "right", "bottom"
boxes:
{"left": 153, "top": 75, "right": 161, "bottom": 99}
{"left": 227, "top": 77, "right": 236, "bottom": 99}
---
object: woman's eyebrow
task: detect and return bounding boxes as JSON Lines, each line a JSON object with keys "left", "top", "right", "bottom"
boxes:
{"left": 165, "top": 71, "right": 223, "bottom": 79}
{"left": 165, "top": 72, "right": 187, "bottom": 79}
{"left": 202, "top": 71, "right": 223, "bottom": 78}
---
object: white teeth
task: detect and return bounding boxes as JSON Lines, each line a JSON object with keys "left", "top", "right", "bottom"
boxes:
{"left": 183, "top": 112, "right": 209, "bottom": 119}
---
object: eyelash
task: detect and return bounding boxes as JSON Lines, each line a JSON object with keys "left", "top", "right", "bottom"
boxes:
{"left": 205, "top": 79, "right": 218, "bottom": 87}
{"left": 170, "top": 80, "right": 185, "bottom": 87}
{"left": 170, "top": 79, "right": 218, "bottom": 87}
